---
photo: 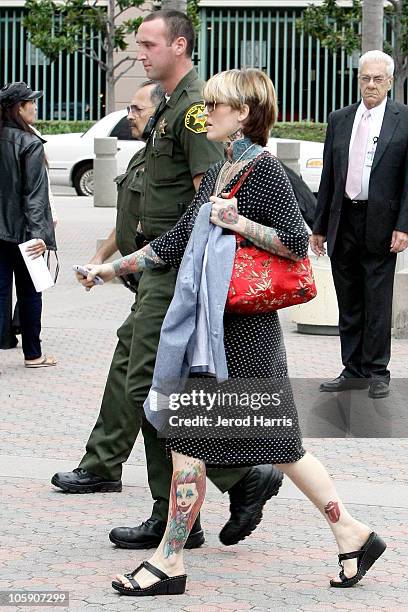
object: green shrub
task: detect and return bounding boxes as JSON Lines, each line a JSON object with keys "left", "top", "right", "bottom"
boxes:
{"left": 271, "top": 122, "right": 327, "bottom": 142}
{"left": 35, "top": 119, "right": 327, "bottom": 142}
{"left": 36, "top": 120, "right": 95, "bottom": 135}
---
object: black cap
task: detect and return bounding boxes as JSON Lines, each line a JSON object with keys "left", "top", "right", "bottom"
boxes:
{"left": 0, "top": 81, "right": 43, "bottom": 108}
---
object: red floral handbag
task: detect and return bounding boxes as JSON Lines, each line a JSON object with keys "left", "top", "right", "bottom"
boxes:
{"left": 223, "top": 156, "right": 317, "bottom": 315}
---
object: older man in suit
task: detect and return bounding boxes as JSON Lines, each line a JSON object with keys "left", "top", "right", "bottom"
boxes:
{"left": 311, "top": 50, "right": 408, "bottom": 399}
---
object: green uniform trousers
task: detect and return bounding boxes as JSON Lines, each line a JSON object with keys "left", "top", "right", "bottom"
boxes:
{"left": 79, "top": 267, "right": 250, "bottom": 521}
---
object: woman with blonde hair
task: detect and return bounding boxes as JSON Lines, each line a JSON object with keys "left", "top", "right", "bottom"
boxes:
{"left": 82, "top": 69, "right": 386, "bottom": 595}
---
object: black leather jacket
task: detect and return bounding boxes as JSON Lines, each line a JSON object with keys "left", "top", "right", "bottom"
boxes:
{"left": 0, "top": 121, "right": 56, "bottom": 250}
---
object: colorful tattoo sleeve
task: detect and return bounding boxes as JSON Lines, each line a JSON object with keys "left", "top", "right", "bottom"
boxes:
{"left": 163, "top": 460, "right": 206, "bottom": 558}
{"left": 112, "top": 244, "right": 166, "bottom": 276}
{"left": 243, "top": 219, "right": 299, "bottom": 261}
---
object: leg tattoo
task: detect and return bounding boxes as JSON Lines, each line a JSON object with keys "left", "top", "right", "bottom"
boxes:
{"left": 163, "top": 461, "right": 206, "bottom": 558}
{"left": 324, "top": 501, "right": 340, "bottom": 523}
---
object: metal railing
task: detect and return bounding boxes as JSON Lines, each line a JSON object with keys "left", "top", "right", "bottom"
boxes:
{"left": 198, "top": 6, "right": 401, "bottom": 123}
{"left": 0, "top": 7, "right": 106, "bottom": 121}
{"left": 1, "top": 5, "right": 404, "bottom": 124}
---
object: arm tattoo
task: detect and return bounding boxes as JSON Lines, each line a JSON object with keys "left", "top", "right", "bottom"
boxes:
{"left": 244, "top": 219, "right": 299, "bottom": 261}
{"left": 218, "top": 204, "right": 239, "bottom": 225}
{"left": 112, "top": 244, "right": 166, "bottom": 276}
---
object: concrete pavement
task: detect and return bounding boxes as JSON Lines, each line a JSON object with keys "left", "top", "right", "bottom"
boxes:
{"left": 0, "top": 192, "right": 407, "bottom": 611}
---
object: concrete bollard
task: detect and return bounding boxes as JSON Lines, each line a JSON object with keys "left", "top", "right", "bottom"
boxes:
{"left": 393, "top": 250, "right": 408, "bottom": 338}
{"left": 393, "top": 268, "right": 408, "bottom": 339}
{"left": 93, "top": 137, "right": 118, "bottom": 207}
{"left": 290, "top": 255, "right": 339, "bottom": 335}
{"left": 276, "top": 141, "right": 300, "bottom": 176}
{"left": 276, "top": 140, "right": 339, "bottom": 335}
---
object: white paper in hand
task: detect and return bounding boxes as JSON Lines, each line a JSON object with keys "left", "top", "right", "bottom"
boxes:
{"left": 18, "top": 239, "right": 54, "bottom": 292}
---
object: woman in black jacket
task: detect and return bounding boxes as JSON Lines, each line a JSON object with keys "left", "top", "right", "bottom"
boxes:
{"left": 0, "top": 81, "right": 57, "bottom": 368}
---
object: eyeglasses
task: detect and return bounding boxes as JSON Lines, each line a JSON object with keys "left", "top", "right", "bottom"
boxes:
{"left": 359, "top": 75, "right": 389, "bottom": 85}
{"left": 126, "top": 104, "right": 155, "bottom": 116}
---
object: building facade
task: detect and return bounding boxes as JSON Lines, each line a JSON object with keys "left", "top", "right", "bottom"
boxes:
{"left": 0, "top": 0, "right": 108, "bottom": 120}
{"left": 197, "top": 1, "right": 399, "bottom": 122}
{"left": 0, "top": 1, "right": 399, "bottom": 122}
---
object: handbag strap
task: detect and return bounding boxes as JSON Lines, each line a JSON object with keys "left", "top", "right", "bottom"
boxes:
{"left": 225, "top": 151, "right": 271, "bottom": 247}
{"left": 227, "top": 151, "right": 271, "bottom": 199}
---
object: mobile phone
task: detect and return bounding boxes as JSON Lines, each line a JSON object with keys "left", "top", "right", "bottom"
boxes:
{"left": 73, "top": 264, "right": 104, "bottom": 285}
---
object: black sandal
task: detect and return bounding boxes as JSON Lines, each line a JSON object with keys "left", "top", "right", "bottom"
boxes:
{"left": 112, "top": 560, "right": 187, "bottom": 596}
{"left": 330, "top": 531, "right": 386, "bottom": 588}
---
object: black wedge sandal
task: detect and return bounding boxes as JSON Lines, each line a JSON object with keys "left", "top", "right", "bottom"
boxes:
{"left": 330, "top": 531, "right": 386, "bottom": 588}
{"left": 112, "top": 560, "right": 187, "bottom": 596}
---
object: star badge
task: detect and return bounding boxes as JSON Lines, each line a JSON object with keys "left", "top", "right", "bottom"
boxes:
{"left": 158, "top": 118, "right": 167, "bottom": 137}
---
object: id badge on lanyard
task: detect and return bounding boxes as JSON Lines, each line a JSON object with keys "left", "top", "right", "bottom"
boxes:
{"left": 365, "top": 136, "right": 379, "bottom": 167}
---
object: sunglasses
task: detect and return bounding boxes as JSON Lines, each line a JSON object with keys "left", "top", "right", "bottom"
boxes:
{"left": 203, "top": 101, "right": 228, "bottom": 113}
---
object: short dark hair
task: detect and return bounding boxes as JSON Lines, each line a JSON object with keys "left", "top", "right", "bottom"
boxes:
{"left": 144, "top": 10, "right": 196, "bottom": 57}
{"left": 139, "top": 80, "right": 165, "bottom": 106}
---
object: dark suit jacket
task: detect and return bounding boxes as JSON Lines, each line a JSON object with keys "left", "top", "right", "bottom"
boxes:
{"left": 313, "top": 98, "right": 408, "bottom": 256}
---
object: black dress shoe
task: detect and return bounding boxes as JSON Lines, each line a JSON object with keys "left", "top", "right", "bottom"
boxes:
{"left": 368, "top": 381, "right": 390, "bottom": 399}
{"left": 219, "top": 465, "right": 283, "bottom": 546}
{"left": 319, "top": 375, "right": 370, "bottom": 392}
{"left": 109, "top": 517, "right": 205, "bottom": 550}
{"left": 51, "top": 468, "right": 122, "bottom": 493}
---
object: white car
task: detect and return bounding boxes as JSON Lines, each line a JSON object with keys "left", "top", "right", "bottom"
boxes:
{"left": 45, "top": 110, "right": 144, "bottom": 196}
{"left": 45, "top": 109, "right": 323, "bottom": 196}
{"left": 266, "top": 138, "right": 323, "bottom": 195}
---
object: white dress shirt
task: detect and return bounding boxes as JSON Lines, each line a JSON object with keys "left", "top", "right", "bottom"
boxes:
{"left": 346, "top": 96, "right": 387, "bottom": 200}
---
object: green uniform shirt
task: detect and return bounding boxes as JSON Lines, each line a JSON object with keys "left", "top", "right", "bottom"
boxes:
{"left": 114, "top": 146, "right": 145, "bottom": 256}
{"left": 139, "top": 68, "right": 224, "bottom": 240}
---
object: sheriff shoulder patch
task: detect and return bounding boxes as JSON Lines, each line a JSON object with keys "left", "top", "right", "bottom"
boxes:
{"left": 184, "top": 103, "right": 207, "bottom": 134}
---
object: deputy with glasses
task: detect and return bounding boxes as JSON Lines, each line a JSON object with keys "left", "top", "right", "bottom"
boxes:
{"left": 52, "top": 80, "right": 163, "bottom": 488}
{"left": 311, "top": 49, "right": 408, "bottom": 399}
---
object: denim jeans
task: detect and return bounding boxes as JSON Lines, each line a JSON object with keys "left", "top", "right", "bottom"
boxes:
{"left": 0, "top": 240, "right": 42, "bottom": 360}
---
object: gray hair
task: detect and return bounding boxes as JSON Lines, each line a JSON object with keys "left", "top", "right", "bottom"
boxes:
{"left": 358, "top": 50, "right": 394, "bottom": 77}
{"left": 139, "top": 79, "right": 165, "bottom": 106}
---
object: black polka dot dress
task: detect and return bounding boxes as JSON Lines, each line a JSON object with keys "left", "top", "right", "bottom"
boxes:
{"left": 150, "top": 154, "right": 309, "bottom": 466}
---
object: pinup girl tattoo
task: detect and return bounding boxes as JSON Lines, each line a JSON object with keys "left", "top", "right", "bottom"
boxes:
{"left": 113, "top": 244, "right": 165, "bottom": 276}
{"left": 163, "top": 462, "right": 206, "bottom": 558}
{"left": 324, "top": 501, "right": 341, "bottom": 523}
